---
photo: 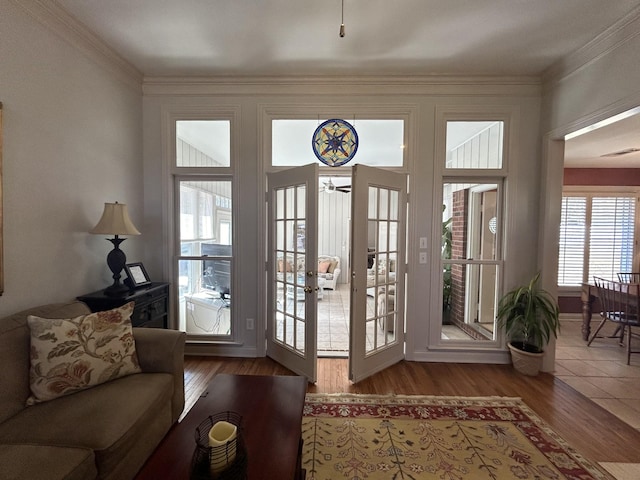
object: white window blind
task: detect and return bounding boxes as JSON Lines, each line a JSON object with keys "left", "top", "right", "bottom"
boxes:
{"left": 558, "top": 197, "right": 586, "bottom": 286}
{"left": 588, "top": 197, "right": 635, "bottom": 280}
{"left": 558, "top": 195, "right": 636, "bottom": 286}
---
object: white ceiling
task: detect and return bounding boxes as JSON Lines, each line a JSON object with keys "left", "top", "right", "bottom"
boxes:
{"left": 564, "top": 110, "right": 640, "bottom": 168}
{"left": 52, "top": 0, "right": 640, "bottom": 166}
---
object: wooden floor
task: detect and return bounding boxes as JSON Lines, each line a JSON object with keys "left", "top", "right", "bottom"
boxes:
{"left": 184, "top": 356, "right": 640, "bottom": 466}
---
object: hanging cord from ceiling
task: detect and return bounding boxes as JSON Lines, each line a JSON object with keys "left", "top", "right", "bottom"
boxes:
{"left": 339, "top": 0, "right": 345, "bottom": 37}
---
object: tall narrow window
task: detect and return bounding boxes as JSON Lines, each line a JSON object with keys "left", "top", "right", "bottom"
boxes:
{"left": 173, "top": 118, "right": 234, "bottom": 339}
{"left": 439, "top": 117, "right": 506, "bottom": 344}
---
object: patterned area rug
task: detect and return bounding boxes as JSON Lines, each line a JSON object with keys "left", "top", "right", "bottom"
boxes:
{"left": 302, "top": 394, "right": 612, "bottom": 480}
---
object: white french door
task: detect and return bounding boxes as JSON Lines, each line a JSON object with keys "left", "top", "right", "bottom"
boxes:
{"left": 349, "top": 165, "right": 407, "bottom": 382}
{"left": 266, "top": 164, "right": 319, "bottom": 382}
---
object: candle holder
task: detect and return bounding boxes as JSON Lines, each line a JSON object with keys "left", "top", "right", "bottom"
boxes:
{"left": 190, "top": 412, "right": 247, "bottom": 480}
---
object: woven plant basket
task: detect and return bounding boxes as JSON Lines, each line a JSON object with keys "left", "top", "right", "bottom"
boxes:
{"left": 508, "top": 343, "right": 544, "bottom": 376}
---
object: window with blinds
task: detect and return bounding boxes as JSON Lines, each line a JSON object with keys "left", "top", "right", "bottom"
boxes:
{"left": 558, "top": 195, "right": 636, "bottom": 286}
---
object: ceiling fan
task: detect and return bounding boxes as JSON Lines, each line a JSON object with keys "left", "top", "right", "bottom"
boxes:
{"left": 320, "top": 178, "right": 351, "bottom": 194}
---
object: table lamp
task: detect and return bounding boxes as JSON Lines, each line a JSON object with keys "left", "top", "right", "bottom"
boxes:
{"left": 90, "top": 202, "right": 141, "bottom": 296}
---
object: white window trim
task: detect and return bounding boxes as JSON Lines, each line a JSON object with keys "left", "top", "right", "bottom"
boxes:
{"left": 163, "top": 106, "right": 241, "bottom": 344}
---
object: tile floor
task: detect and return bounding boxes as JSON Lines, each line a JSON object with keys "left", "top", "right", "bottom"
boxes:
{"left": 554, "top": 318, "right": 640, "bottom": 480}
{"left": 554, "top": 318, "right": 640, "bottom": 431}
{"left": 317, "top": 284, "right": 350, "bottom": 355}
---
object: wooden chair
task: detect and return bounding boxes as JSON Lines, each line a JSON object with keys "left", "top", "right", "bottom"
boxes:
{"left": 590, "top": 277, "right": 640, "bottom": 365}
{"left": 616, "top": 272, "right": 640, "bottom": 283}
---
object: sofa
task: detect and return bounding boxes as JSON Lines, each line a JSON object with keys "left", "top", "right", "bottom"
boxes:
{"left": 367, "top": 257, "right": 397, "bottom": 332}
{"left": 316, "top": 255, "right": 341, "bottom": 290}
{"left": 0, "top": 301, "right": 186, "bottom": 480}
{"left": 277, "top": 254, "right": 341, "bottom": 290}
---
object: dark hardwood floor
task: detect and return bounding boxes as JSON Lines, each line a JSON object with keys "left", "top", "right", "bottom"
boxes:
{"left": 183, "top": 356, "right": 640, "bottom": 465}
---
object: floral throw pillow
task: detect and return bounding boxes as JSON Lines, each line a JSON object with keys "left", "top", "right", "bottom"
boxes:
{"left": 26, "top": 302, "right": 141, "bottom": 404}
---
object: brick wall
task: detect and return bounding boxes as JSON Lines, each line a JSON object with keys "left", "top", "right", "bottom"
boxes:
{"left": 450, "top": 189, "right": 468, "bottom": 327}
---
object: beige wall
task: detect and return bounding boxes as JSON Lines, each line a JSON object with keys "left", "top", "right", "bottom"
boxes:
{"left": 0, "top": 1, "right": 143, "bottom": 315}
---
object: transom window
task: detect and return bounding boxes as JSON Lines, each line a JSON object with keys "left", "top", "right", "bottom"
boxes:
{"left": 272, "top": 119, "right": 404, "bottom": 167}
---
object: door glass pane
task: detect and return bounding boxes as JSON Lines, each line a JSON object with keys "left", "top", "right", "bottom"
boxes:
{"left": 276, "top": 189, "right": 285, "bottom": 219}
{"left": 442, "top": 181, "right": 500, "bottom": 342}
{"left": 389, "top": 190, "right": 399, "bottom": 220}
{"left": 365, "top": 185, "right": 400, "bottom": 354}
{"left": 446, "top": 121, "right": 503, "bottom": 169}
{"left": 177, "top": 180, "right": 233, "bottom": 337}
{"left": 176, "top": 120, "right": 230, "bottom": 167}
{"left": 273, "top": 119, "right": 404, "bottom": 167}
{"left": 296, "top": 186, "right": 306, "bottom": 218}
{"left": 379, "top": 189, "right": 389, "bottom": 219}
{"left": 273, "top": 184, "right": 307, "bottom": 356}
{"left": 368, "top": 187, "right": 378, "bottom": 217}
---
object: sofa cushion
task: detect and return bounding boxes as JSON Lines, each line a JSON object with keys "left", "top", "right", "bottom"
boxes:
{"left": 0, "top": 302, "right": 91, "bottom": 425}
{"left": 318, "top": 260, "right": 331, "bottom": 273}
{"left": 0, "top": 372, "right": 174, "bottom": 480}
{"left": 26, "top": 302, "right": 141, "bottom": 404}
{"left": 0, "top": 443, "right": 97, "bottom": 480}
{"left": 277, "top": 259, "right": 293, "bottom": 272}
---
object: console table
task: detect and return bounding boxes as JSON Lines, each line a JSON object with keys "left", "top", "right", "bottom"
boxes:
{"left": 77, "top": 282, "right": 169, "bottom": 328}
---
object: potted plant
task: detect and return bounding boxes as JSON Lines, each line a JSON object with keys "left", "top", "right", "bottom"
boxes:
{"left": 496, "top": 272, "right": 560, "bottom": 376}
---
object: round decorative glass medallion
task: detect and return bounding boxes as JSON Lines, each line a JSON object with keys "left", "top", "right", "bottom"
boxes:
{"left": 311, "top": 119, "right": 359, "bottom": 167}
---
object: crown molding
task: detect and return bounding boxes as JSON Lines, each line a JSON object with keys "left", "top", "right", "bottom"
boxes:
{"left": 142, "top": 75, "right": 541, "bottom": 97}
{"left": 542, "top": 5, "right": 640, "bottom": 90}
{"left": 11, "top": 0, "right": 143, "bottom": 91}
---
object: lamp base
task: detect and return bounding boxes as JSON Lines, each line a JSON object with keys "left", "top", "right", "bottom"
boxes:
{"left": 102, "top": 236, "right": 129, "bottom": 297}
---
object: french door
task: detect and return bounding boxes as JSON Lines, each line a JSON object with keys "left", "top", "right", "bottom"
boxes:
{"left": 349, "top": 165, "right": 407, "bottom": 382}
{"left": 266, "top": 164, "right": 319, "bottom": 382}
{"left": 266, "top": 163, "right": 407, "bottom": 383}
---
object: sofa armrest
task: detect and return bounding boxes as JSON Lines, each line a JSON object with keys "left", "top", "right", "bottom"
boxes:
{"left": 133, "top": 328, "right": 186, "bottom": 422}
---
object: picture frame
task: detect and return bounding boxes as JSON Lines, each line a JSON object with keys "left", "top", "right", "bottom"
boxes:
{"left": 124, "top": 262, "right": 151, "bottom": 288}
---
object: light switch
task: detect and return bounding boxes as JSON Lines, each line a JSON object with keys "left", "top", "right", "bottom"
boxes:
{"left": 419, "top": 237, "right": 427, "bottom": 249}
{"left": 419, "top": 252, "right": 427, "bottom": 264}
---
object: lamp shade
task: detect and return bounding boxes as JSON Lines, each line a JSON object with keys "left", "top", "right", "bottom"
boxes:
{"left": 90, "top": 202, "right": 141, "bottom": 236}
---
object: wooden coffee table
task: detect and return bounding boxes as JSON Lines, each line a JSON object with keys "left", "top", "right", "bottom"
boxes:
{"left": 135, "top": 374, "right": 307, "bottom": 480}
